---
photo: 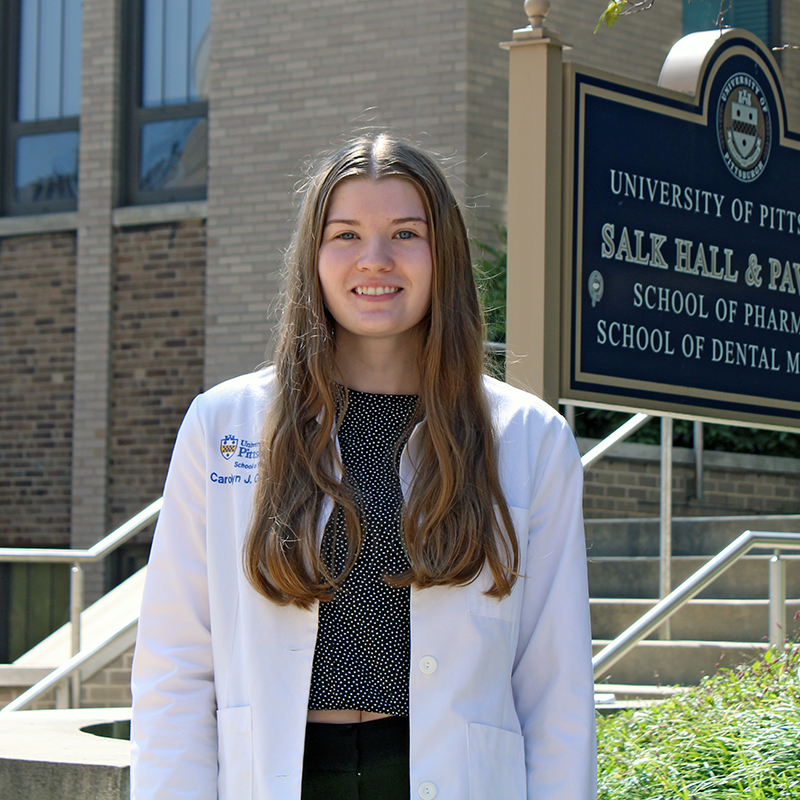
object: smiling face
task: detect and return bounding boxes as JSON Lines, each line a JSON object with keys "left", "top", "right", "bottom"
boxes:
{"left": 317, "top": 177, "right": 433, "bottom": 357}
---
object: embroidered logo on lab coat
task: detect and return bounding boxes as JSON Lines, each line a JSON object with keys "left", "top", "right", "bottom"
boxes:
{"left": 220, "top": 434, "right": 238, "bottom": 460}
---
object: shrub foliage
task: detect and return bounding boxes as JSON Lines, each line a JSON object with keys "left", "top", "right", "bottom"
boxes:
{"left": 597, "top": 646, "right": 800, "bottom": 799}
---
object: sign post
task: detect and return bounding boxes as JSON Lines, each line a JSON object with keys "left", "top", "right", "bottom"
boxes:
{"left": 502, "top": 4, "right": 566, "bottom": 405}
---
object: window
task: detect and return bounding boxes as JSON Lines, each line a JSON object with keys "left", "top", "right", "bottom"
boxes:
{"left": 1, "top": 0, "right": 82, "bottom": 216}
{"left": 123, "top": 0, "right": 210, "bottom": 205}
{"left": 683, "top": 0, "right": 778, "bottom": 48}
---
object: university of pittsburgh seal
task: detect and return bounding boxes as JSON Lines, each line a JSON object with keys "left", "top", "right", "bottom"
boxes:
{"left": 220, "top": 434, "right": 238, "bottom": 460}
{"left": 717, "top": 72, "right": 771, "bottom": 183}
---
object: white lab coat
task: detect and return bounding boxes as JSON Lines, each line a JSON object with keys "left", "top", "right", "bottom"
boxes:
{"left": 130, "top": 368, "right": 596, "bottom": 800}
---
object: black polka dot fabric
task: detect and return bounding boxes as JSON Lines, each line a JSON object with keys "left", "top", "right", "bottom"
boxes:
{"left": 308, "top": 388, "right": 418, "bottom": 717}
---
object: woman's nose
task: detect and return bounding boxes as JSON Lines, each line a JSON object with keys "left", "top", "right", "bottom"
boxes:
{"left": 357, "top": 236, "right": 393, "bottom": 270}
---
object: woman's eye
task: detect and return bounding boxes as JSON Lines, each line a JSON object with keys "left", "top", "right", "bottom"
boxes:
{"left": 396, "top": 230, "right": 415, "bottom": 240}
{"left": 336, "top": 231, "right": 357, "bottom": 240}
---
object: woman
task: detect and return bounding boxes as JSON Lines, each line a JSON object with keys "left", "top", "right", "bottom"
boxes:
{"left": 131, "top": 133, "right": 596, "bottom": 800}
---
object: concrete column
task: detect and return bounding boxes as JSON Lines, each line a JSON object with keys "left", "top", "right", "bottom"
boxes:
{"left": 71, "top": 0, "right": 122, "bottom": 601}
{"left": 503, "top": 2, "right": 565, "bottom": 406}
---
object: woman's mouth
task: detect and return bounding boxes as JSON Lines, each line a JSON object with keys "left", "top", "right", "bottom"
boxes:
{"left": 353, "top": 286, "right": 401, "bottom": 296}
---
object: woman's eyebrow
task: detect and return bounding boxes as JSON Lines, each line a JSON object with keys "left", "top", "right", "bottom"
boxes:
{"left": 393, "top": 216, "right": 428, "bottom": 225}
{"left": 324, "top": 218, "right": 358, "bottom": 227}
{"left": 324, "top": 216, "right": 428, "bottom": 227}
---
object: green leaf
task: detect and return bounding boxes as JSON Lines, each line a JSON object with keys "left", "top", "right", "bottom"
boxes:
{"left": 595, "top": 0, "right": 626, "bottom": 33}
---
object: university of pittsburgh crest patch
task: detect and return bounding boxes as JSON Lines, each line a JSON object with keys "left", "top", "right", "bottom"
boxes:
{"left": 220, "top": 434, "right": 238, "bottom": 461}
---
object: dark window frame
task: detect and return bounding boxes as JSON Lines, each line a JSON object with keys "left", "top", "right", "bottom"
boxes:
{"left": 121, "top": 0, "right": 208, "bottom": 207}
{"left": 0, "top": 0, "right": 80, "bottom": 217}
{"left": 682, "top": 0, "right": 781, "bottom": 49}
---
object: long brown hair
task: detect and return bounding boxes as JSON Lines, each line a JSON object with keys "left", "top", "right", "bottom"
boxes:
{"left": 244, "top": 133, "right": 519, "bottom": 608}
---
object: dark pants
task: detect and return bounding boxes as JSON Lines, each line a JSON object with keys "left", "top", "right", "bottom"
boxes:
{"left": 300, "top": 716, "right": 410, "bottom": 800}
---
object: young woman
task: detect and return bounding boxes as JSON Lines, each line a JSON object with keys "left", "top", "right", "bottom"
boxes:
{"left": 131, "top": 133, "right": 596, "bottom": 800}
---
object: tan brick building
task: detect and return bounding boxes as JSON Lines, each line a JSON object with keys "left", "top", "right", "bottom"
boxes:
{"left": 1, "top": 0, "right": 798, "bottom": 661}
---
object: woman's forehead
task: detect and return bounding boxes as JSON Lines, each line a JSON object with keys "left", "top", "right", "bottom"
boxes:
{"left": 325, "top": 177, "right": 427, "bottom": 221}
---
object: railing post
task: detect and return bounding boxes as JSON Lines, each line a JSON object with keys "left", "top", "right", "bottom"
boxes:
{"left": 693, "top": 420, "right": 704, "bottom": 499}
{"left": 769, "top": 549, "right": 786, "bottom": 649}
{"left": 70, "top": 562, "right": 84, "bottom": 707}
{"left": 54, "top": 682, "right": 69, "bottom": 709}
{"left": 564, "top": 403, "right": 575, "bottom": 433}
{"left": 659, "top": 416, "right": 673, "bottom": 639}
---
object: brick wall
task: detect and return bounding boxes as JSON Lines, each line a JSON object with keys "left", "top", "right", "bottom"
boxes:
{"left": 71, "top": 0, "right": 123, "bottom": 602}
{"left": 549, "top": 0, "right": 683, "bottom": 85}
{"left": 204, "top": 0, "right": 524, "bottom": 387}
{"left": 465, "top": 0, "right": 524, "bottom": 246}
{"left": 582, "top": 440, "right": 800, "bottom": 519}
{"left": 548, "top": 0, "right": 800, "bottom": 128}
{"left": 108, "top": 221, "right": 206, "bottom": 536}
{"left": 0, "top": 233, "right": 76, "bottom": 547}
{"left": 80, "top": 648, "right": 134, "bottom": 708}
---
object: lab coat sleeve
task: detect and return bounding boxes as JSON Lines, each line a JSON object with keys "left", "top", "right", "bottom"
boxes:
{"left": 130, "top": 397, "right": 218, "bottom": 800}
{"left": 511, "top": 418, "right": 597, "bottom": 800}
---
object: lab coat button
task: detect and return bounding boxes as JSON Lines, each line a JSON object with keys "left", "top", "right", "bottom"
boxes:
{"left": 418, "top": 781, "right": 437, "bottom": 798}
{"left": 418, "top": 656, "right": 437, "bottom": 674}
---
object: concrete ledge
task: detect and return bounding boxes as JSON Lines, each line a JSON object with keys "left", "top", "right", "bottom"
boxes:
{"left": 578, "top": 437, "right": 800, "bottom": 476}
{"left": 584, "top": 514, "right": 800, "bottom": 557}
{"left": 0, "top": 666, "right": 54, "bottom": 687}
{"left": 588, "top": 552, "right": 800, "bottom": 598}
{"left": 591, "top": 597, "right": 800, "bottom": 641}
{"left": 0, "top": 212, "right": 79, "bottom": 237}
{"left": 0, "top": 707, "right": 130, "bottom": 800}
{"left": 592, "top": 639, "right": 767, "bottom": 685}
{"left": 112, "top": 201, "right": 207, "bottom": 227}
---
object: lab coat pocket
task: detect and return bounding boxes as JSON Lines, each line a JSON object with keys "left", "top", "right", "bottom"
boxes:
{"left": 217, "top": 705, "right": 253, "bottom": 800}
{"left": 467, "top": 722, "right": 526, "bottom": 800}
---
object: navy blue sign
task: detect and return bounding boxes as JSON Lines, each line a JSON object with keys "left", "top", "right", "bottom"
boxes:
{"left": 567, "top": 31, "right": 800, "bottom": 427}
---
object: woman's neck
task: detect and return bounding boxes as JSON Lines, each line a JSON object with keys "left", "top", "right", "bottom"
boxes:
{"left": 333, "top": 332, "right": 422, "bottom": 395}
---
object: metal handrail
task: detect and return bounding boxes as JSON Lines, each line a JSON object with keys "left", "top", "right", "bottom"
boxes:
{"left": 580, "top": 412, "right": 652, "bottom": 470}
{"left": 0, "top": 498, "right": 163, "bottom": 563}
{"left": 0, "top": 618, "right": 139, "bottom": 714}
{"left": 593, "top": 530, "right": 800, "bottom": 680}
{"left": 0, "top": 497, "right": 162, "bottom": 708}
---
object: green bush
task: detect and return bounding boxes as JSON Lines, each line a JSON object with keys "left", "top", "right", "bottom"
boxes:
{"left": 572, "top": 407, "right": 800, "bottom": 459}
{"left": 597, "top": 646, "right": 800, "bottom": 799}
{"left": 473, "top": 225, "right": 507, "bottom": 346}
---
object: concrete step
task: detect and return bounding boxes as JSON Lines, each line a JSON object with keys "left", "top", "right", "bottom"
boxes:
{"left": 591, "top": 597, "right": 800, "bottom": 641}
{"left": 592, "top": 639, "right": 767, "bottom": 686}
{"left": 593, "top": 683, "right": 687, "bottom": 713}
{"left": 585, "top": 514, "right": 800, "bottom": 557}
{"left": 595, "top": 683, "right": 686, "bottom": 701}
{"left": 588, "top": 554, "right": 800, "bottom": 598}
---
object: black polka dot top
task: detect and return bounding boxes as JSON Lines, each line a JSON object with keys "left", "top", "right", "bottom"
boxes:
{"left": 308, "top": 388, "right": 418, "bottom": 717}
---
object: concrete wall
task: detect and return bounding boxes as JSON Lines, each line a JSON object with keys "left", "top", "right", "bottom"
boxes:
{"left": 0, "top": 708, "right": 130, "bottom": 800}
{"left": 582, "top": 439, "right": 800, "bottom": 519}
{"left": 780, "top": 0, "right": 800, "bottom": 127}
